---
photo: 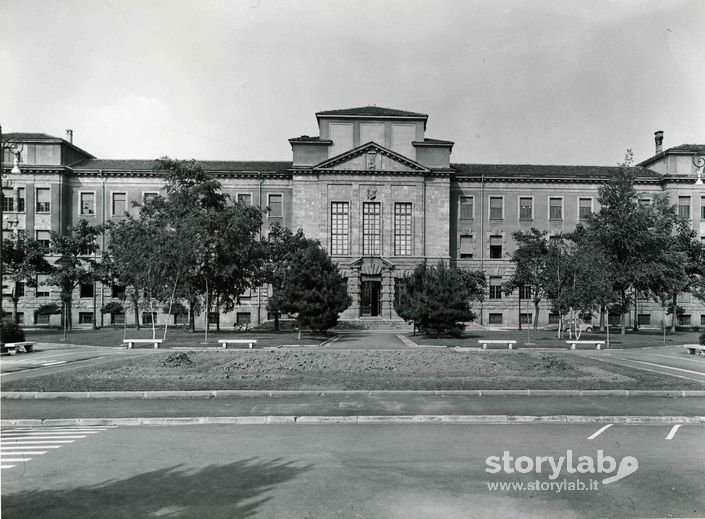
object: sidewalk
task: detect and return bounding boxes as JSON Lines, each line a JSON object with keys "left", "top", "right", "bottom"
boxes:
{"left": 3, "top": 392, "right": 704, "bottom": 425}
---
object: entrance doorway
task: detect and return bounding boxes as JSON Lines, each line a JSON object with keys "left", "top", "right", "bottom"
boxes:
{"left": 360, "top": 280, "right": 381, "bottom": 317}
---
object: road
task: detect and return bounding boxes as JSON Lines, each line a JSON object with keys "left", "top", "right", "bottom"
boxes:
{"left": 583, "top": 345, "right": 705, "bottom": 383}
{"left": 0, "top": 343, "right": 148, "bottom": 382}
{"left": 1, "top": 422, "right": 703, "bottom": 518}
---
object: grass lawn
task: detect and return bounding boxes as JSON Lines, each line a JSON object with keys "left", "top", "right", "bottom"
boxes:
{"left": 24, "top": 326, "right": 328, "bottom": 349}
{"left": 408, "top": 328, "right": 702, "bottom": 349}
{"left": 3, "top": 349, "right": 704, "bottom": 392}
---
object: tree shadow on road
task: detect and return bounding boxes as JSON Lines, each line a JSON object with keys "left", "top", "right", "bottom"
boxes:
{"left": 2, "top": 457, "right": 310, "bottom": 518}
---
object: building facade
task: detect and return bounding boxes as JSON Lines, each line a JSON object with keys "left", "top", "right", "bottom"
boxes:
{"left": 2, "top": 107, "right": 704, "bottom": 329}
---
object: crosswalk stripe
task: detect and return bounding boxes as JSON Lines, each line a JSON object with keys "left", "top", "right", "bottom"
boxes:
{"left": 0, "top": 458, "right": 32, "bottom": 462}
{"left": 0, "top": 451, "right": 47, "bottom": 455}
{"left": 1, "top": 465, "right": 16, "bottom": 469}
{"left": 1, "top": 445, "right": 62, "bottom": 449}
{"left": 1, "top": 436, "right": 88, "bottom": 440}
{"left": 1, "top": 441, "right": 76, "bottom": 445}
{"left": 587, "top": 424, "right": 613, "bottom": 440}
{"left": 665, "top": 424, "right": 682, "bottom": 440}
{"left": 2, "top": 432, "right": 99, "bottom": 436}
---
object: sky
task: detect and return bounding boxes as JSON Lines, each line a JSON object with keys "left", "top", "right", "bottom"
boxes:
{"left": 1, "top": 0, "right": 704, "bottom": 166}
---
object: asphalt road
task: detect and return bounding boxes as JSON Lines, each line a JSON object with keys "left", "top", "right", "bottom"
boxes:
{"left": 583, "top": 345, "right": 705, "bottom": 383}
{"left": 1, "top": 422, "right": 703, "bottom": 518}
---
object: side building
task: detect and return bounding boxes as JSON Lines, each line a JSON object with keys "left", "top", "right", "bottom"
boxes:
{"left": 2, "top": 108, "right": 704, "bottom": 330}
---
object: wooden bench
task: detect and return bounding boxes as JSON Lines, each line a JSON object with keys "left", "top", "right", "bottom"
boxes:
{"left": 478, "top": 339, "right": 517, "bottom": 350}
{"left": 123, "top": 339, "right": 163, "bottom": 349}
{"left": 684, "top": 344, "right": 705, "bottom": 356}
{"left": 1, "top": 342, "right": 35, "bottom": 355}
{"left": 218, "top": 339, "right": 257, "bottom": 349}
{"left": 566, "top": 340, "right": 605, "bottom": 350}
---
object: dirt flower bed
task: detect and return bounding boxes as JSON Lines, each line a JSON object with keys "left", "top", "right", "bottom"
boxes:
{"left": 4, "top": 349, "right": 701, "bottom": 392}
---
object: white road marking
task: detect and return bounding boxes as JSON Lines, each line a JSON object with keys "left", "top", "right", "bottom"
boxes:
{"left": 0, "top": 450, "right": 47, "bottom": 455}
{"left": 587, "top": 424, "right": 613, "bottom": 440}
{"left": 628, "top": 359, "right": 705, "bottom": 376}
{"left": 1, "top": 440, "right": 76, "bottom": 445}
{"left": 0, "top": 445, "right": 62, "bottom": 449}
{"left": 1, "top": 435, "right": 88, "bottom": 440}
{"left": 0, "top": 458, "right": 32, "bottom": 462}
{"left": 665, "top": 424, "right": 682, "bottom": 440}
{"left": 1, "top": 465, "right": 16, "bottom": 469}
{"left": 41, "top": 361, "right": 67, "bottom": 366}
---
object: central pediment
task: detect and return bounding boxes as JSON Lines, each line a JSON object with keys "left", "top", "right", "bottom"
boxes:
{"left": 312, "top": 142, "right": 430, "bottom": 173}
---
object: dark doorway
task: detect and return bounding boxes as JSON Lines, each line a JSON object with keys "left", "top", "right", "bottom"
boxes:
{"left": 360, "top": 280, "right": 381, "bottom": 317}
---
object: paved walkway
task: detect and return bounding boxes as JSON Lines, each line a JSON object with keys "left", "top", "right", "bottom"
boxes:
{"left": 325, "top": 331, "right": 412, "bottom": 350}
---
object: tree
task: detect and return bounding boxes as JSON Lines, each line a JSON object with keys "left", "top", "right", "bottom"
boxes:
{"left": 261, "top": 224, "right": 315, "bottom": 331}
{"left": 395, "top": 261, "right": 485, "bottom": 337}
{"left": 503, "top": 228, "right": 552, "bottom": 331}
{"left": 48, "top": 220, "right": 102, "bottom": 330}
{"left": 2, "top": 231, "right": 51, "bottom": 324}
{"left": 277, "top": 242, "right": 351, "bottom": 336}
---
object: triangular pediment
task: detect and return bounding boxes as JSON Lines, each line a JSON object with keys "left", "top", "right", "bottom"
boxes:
{"left": 313, "top": 142, "right": 429, "bottom": 173}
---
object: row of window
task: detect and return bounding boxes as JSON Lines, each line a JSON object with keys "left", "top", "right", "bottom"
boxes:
{"left": 486, "top": 313, "right": 703, "bottom": 326}
{"left": 2, "top": 189, "right": 285, "bottom": 218}
{"left": 331, "top": 202, "right": 413, "bottom": 256}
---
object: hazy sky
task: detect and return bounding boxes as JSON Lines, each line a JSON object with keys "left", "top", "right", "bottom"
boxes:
{"left": 1, "top": 0, "right": 703, "bottom": 166}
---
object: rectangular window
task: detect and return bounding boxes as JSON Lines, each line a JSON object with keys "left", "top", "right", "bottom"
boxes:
{"left": 268, "top": 194, "right": 283, "bottom": 217}
{"left": 36, "top": 276, "right": 50, "bottom": 297}
{"left": 80, "top": 192, "right": 95, "bottom": 215}
{"left": 459, "top": 235, "right": 473, "bottom": 259}
{"left": 111, "top": 285, "right": 126, "bottom": 298}
{"left": 578, "top": 198, "right": 592, "bottom": 220}
{"left": 638, "top": 314, "right": 651, "bottom": 326}
{"left": 362, "top": 202, "right": 381, "bottom": 255}
{"left": 678, "top": 314, "right": 692, "bottom": 326}
{"left": 17, "top": 187, "right": 25, "bottom": 212}
{"left": 36, "top": 187, "right": 50, "bottom": 212}
{"left": 80, "top": 283, "right": 94, "bottom": 298}
{"left": 143, "top": 192, "right": 159, "bottom": 204}
{"left": 16, "top": 312, "right": 24, "bottom": 324}
{"left": 2, "top": 188, "right": 13, "bottom": 212}
{"left": 489, "top": 277, "right": 502, "bottom": 299}
{"left": 113, "top": 313, "right": 125, "bottom": 325}
{"left": 548, "top": 313, "right": 560, "bottom": 325}
{"left": 236, "top": 312, "right": 251, "bottom": 325}
{"left": 608, "top": 314, "right": 620, "bottom": 326}
{"left": 701, "top": 197, "right": 705, "bottom": 220}
{"left": 489, "top": 196, "right": 503, "bottom": 220}
{"left": 237, "top": 193, "right": 252, "bottom": 206}
{"left": 78, "top": 312, "right": 94, "bottom": 325}
{"left": 701, "top": 315, "right": 705, "bottom": 326}
{"left": 519, "top": 285, "right": 531, "bottom": 299}
{"left": 489, "top": 235, "right": 502, "bottom": 259}
{"left": 520, "top": 313, "right": 533, "bottom": 325}
{"left": 638, "top": 198, "right": 651, "bottom": 206}
{"left": 394, "top": 203, "right": 412, "bottom": 256}
{"left": 459, "top": 196, "right": 474, "bottom": 219}
{"left": 36, "top": 230, "right": 51, "bottom": 249}
{"left": 112, "top": 192, "right": 127, "bottom": 216}
{"left": 208, "top": 312, "right": 219, "bottom": 324}
{"left": 678, "top": 196, "right": 691, "bottom": 219}
{"left": 330, "top": 202, "right": 350, "bottom": 255}
{"left": 142, "top": 312, "right": 157, "bottom": 325}
{"left": 35, "top": 313, "right": 50, "bottom": 325}
{"left": 519, "top": 197, "right": 533, "bottom": 220}
{"left": 549, "top": 197, "right": 563, "bottom": 220}
{"left": 488, "top": 313, "right": 503, "bottom": 325}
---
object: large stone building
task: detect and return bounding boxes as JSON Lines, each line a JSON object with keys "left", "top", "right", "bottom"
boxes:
{"left": 2, "top": 107, "right": 704, "bottom": 329}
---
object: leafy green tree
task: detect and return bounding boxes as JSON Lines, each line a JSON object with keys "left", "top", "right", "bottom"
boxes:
{"left": 48, "top": 220, "right": 102, "bottom": 330}
{"left": 261, "top": 224, "right": 315, "bottom": 331}
{"left": 503, "top": 228, "right": 552, "bottom": 331}
{"left": 395, "top": 261, "right": 485, "bottom": 337}
{"left": 277, "top": 242, "right": 351, "bottom": 336}
{"left": 2, "top": 230, "right": 51, "bottom": 324}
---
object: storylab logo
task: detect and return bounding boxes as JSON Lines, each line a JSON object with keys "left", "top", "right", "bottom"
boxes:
{"left": 485, "top": 450, "right": 638, "bottom": 492}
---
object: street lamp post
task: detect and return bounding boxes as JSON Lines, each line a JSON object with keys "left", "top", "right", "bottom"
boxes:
{"left": 1, "top": 125, "right": 23, "bottom": 341}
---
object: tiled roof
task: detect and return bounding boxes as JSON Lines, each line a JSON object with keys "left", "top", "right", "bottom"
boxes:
{"left": 316, "top": 106, "right": 428, "bottom": 118}
{"left": 637, "top": 144, "right": 705, "bottom": 166}
{"left": 72, "top": 159, "right": 292, "bottom": 172}
{"left": 2, "top": 132, "right": 61, "bottom": 141}
{"left": 451, "top": 163, "right": 661, "bottom": 179}
{"left": 414, "top": 138, "right": 454, "bottom": 145}
{"left": 288, "top": 136, "right": 332, "bottom": 143}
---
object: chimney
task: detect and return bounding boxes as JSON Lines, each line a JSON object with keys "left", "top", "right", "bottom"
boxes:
{"left": 66, "top": 129, "right": 73, "bottom": 144}
{"left": 654, "top": 130, "right": 663, "bottom": 154}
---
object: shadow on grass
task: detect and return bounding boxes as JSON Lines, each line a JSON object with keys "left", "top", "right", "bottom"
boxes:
{"left": 2, "top": 457, "right": 310, "bottom": 519}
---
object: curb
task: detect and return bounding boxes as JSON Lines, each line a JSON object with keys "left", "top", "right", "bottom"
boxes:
{"left": 4, "top": 389, "right": 705, "bottom": 400}
{"left": 2, "top": 415, "right": 703, "bottom": 427}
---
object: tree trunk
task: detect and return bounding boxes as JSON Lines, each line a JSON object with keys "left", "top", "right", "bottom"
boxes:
{"left": 671, "top": 292, "right": 677, "bottom": 333}
{"left": 599, "top": 306, "right": 605, "bottom": 332}
{"left": 132, "top": 292, "right": 140, "bottom": 330}
{"left": 632, "top": 289, "right": 639, "bottom": 332}
{"left": 274, "top": 311, "right": 280, "bottom": 332}
{"left": 11, "top": 285, "right": 19, "bottom": 325}
{"left": 533, "top": 300, "right": 540, "bottom": 331}
{"left": 620, "top": 290, "right": 627, "bottom": 335}
{"left": 189, "top": 297, "right": 196, "bottom": 333}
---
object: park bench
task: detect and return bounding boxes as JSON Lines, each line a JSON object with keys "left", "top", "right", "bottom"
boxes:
{"left": 1, "top": 342, "right": 35, "bottom": 355}
{"left": 683, "top": 344, "right": 705, "bottom": 356}
{"left": 478, "top": 339, "right": 517, "bottom": 350}
{"left": 123, "top": 339, "right": 163, "bottom": 349}
{"left": 218, "top": 339, "right": 257, "bottom": 349}
{"left": 566, "top": 340, "right": 605, "bottom": 350}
